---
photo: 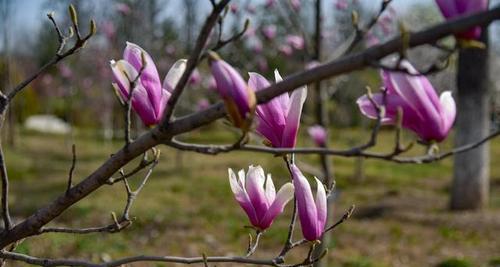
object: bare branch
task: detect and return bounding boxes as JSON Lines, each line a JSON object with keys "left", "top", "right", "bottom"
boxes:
{"left": 6, "top": 6, "right": 95, "bottom": 102}
{"left": 160, "top": 0, "right": 231, "bottom": 124}
{"left": 0, "top": 6, "right": 499, "bottom": 250}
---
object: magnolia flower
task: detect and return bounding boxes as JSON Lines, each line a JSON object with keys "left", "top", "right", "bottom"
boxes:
{"left": 257, "top": 57, "right": 269, "bottom": 72}
{"left": 115, "top": 3, "right": 131, "bottom": 15}
{"left": 357, "top": 60, "right": 456, "bottom": 142}
{"left": 335, "top": 0, "right": 349, "bottom": 10}
{"left": 209, "top": 53, "right": 256, "bottom": 129}
{"left": 110, "top": 42, "right": 187, "bottom": 126}
{"left": 230, "top": 3, "right": 239, "bottom": 13}
{"left": 262, "top": 25, "right": 277, "bottom": 40}
{"left": 58, "top": 63, "right": 73, "bottom": 79}
{"left": 229, "top": 166, "right": 294, "bottom": 230}
{"left": 101, "top": 20, "right": 116, "bottom": 40}
{"left": 308, "top": 125, "right": 328, "bottom": 146}
{"left": 290, "top": 0, "right": 301, "bottom": 12}
{"left": 246, "top": 4, "right": 256, "bottom": 14}
{"left": 435, "top": 0, "right": 488, "bottom": 40}
{"left": 278, "top": 45, "right": 293, "bottom": 56}
{"left": 248, "top": 70, "right": 307, "bottom": 148}
{"left": 189, "top": 68, "right": 202, "bottom": 86}
{"left": 291, "top": 164, "right": 327, "bottom": 241}
{"left": 197, "top": 98, "right": 210, "bottom": 111}
{"left": 265, "top": 0, "right": 276, "bottom": 8}
{"left": 286, "top": 35, "right": 305, "bottom": 50}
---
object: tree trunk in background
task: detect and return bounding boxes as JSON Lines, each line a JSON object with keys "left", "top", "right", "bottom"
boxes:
{"left": 451, "top": 30, "right": 490, "bottom": 210}
{"left": 312, "top": 1, "right": 333, "bottom": 266}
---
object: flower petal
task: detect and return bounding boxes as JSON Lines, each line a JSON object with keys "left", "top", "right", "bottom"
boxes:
{"left": 258, "top": 182, "right": 294, "bottom": 229}
{"left": 245, "top": 165, "right": 269, "bottom": 220}
{"left": 229, "top": 168, "right": 259, "bottom": 226}
{"left": 437, "top": 91, "right": 456, "bottom": 141}
{"left": 265, "top": 174, "right": 276, "bottom": 205}
{"left": 274, "top": 70, "right": 290, "bottom": 112}
{"left": 281, "top": 85, "right": 307, "bottom": 147}
{"left": 123, "top": 42, "right": 163, "bottom": 116}
{"left": 163, "top": 59, "right": 187, "bottom": 92}
{"left": 314, "top": 177, "right": 327, "bottom": 237}
{"left": 249, "top": 72, "right": 286, "bottom": 142}
{"left": 292, "top": 165, "right": 319, "bottom": 241}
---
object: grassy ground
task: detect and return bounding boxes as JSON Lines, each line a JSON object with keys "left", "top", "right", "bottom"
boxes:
{"left": 4, "top": 127, "right": 500, "bottom": 267}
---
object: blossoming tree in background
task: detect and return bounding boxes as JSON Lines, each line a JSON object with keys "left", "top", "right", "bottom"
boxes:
{"left": 0, "top": 0, "right": 498, "bottom": 266}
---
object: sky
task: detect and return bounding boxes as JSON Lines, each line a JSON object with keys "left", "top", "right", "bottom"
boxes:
{"left": 2, "top": 0, "right": 498, "bottom": 52}
{"left": 4, "top": 0, "right": 428, "bottom": 40}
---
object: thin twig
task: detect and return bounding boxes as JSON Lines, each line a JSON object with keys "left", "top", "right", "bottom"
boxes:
{"left": 161, "top": 0, "right": 231, "bottom": 125}
{"left": 0, "top": 5, "right": 499, "bottom": 251}
{"left": 6, "top": 7, "right": 95, "bottom": 101}
{"left": 66, "top": 144, "right": 77, "bottom": 194}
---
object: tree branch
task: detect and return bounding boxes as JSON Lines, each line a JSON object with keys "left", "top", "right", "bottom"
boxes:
{"left": 0, "top": 5, "right": 499, "bottom": 250}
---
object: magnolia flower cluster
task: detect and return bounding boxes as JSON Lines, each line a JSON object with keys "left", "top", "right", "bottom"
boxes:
{"left": 106, "top": 0, "right": 488, "bottom": 242}
{"left": 229, "top": 165, "right": 327, "bottom": 241}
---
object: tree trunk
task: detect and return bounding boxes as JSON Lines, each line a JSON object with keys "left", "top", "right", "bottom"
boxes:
{"left": 450, "top": 31, "right": 490, "bottom": 210}
{"left": 312, "top": 1, "right": 334, "bottom": 266}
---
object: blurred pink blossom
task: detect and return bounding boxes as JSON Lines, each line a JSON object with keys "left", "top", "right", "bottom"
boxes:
{"left": 245, "top": 4, "right": 256, "bottom": 14}
{"left": 290, "top": 0, "right": 301, "bottom": 12}
{"left": 257, "top": 58, "right": 268, "bottom": 72}
{"left": 189, "top": 69, "right": 202, "bottom": 86}
{"left": 165, "top": 44, "right": 176, "bottom": 56}
{"left": 115, "top": 3, "right": 131, "bottom": 15}
{"left": 278, "top": 45, "right": 293, "bottom": 56}
{"left": 307, "top": 125, "right": 327, "bottom": 146}
{"left": 262, "top": 25, "right": 277, "bottom": 40}
{"left": 335, "top": 0, "right": 349, "bottom": 10}
{"left": 251, "top": 39, "right": 263, "bottom": 54}
{"left": 230, "top": 3, "right": 238, "bottom": 13}
{"left": 265, "top": 0, "right": 275, "bottom": 8}
{"left": 197, "top": 98, "right": 210, "bottom": 111}
{"left": 206, "top": 76, "right": 217, "bottom": 91}
{"left": 286, "top": 35, "right": 305, "bottom": 50}
{"left": 101, "top": 20, "right": 116, "bottom": 40}
{"left": 58, "top": 64, "right": 73, "bottom": 79}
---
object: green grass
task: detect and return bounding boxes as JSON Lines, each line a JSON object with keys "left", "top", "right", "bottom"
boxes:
{"left": 4, "top": 127, "right": 500, "bottom": 267}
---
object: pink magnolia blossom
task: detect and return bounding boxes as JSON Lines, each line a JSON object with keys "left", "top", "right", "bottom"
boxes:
{"left": 286, "top": 35, "right": 305, "bottom": 50}
{"left": 308, "top": 125, "right": 328, "bottom": 146}
{"left": 357, "top": 60, "right": 456, "bottom": 142}
{"left": 435, "top": 0, "right": 488, "bottom": 39}
{"left": 262, "top": 25, "right": 277, "bottom": 40}
{"left": 101, "top": 20, "right": 116, "bottom": 40}
{"left": 248, "top": 70, "right": 307, "bottom": 148}
{"left": 291, "top": 165, "right": 327, "bottom": 241}
{"left": 251, "top": 39, "right": 263, "bottom": 53}
{"left": 245, "top": 4, "right": 256, "bottom": 14}
{"left": 278, "top": 45, "right": 293, "bottom": 56}
{"left": 257, "top": 58, "right": 269, "bottom": 72}
{"left": 110, "top": 42, "right": 187, "bottom": 126}
{"left": 189, "top": 68, "right": 202, "bottom": 86}
{"left": 335, "top": 0, "right": 349, "bottom": 10}
{"left": 165, "top": 44, "right": 176, "bottom": 56}
{"left": 206, "top": 76, "right": 217, "bottom": 91}
{"left": 115, "top": 3, "right": 131, "bottom": 15}
{"left": 230, "top": 3, "right": 239, "bottom": 13}
{"left": 290, "top": 0, "right": 301, "bottom": 12}
{"left": 229, "top": 166, "right": 294, "bottom": 230}
{"left": 209, "top": 54, "right": 256, "bottom": 129}
{"left": 197, "top": 98, "right": 210, "bottom": 111}
{"left": 58, "top": 63, "right": 73, "bottom": 79}
{"left": 265, "top": 0, "right": 276, "bottom": 8}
